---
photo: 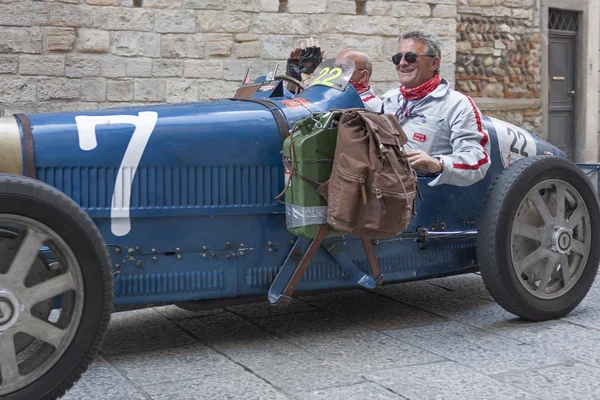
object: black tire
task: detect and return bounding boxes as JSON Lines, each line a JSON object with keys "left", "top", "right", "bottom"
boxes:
{"left": 0, "top": 174, "right": 113, "bottom": 400}
{"left": 477, "top": 155, "right": 600, "bottom": 321}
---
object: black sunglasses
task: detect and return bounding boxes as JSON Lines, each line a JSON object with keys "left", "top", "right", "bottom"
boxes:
{"left": 392, "top": 52, "right": 436, "bottom": 65}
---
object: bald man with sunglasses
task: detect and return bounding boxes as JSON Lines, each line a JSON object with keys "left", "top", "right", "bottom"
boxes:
{"left": 381, "top": 30, "right": 491, "bottom": 187}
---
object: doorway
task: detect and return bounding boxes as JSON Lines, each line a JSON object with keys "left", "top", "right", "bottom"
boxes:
{"left": 547, "top": 8, "right": 579, "bottom": 160}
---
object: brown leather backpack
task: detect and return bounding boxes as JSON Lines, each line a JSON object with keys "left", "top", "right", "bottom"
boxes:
{"left": 317, "top": 109, "right": 421, "bottom": 239}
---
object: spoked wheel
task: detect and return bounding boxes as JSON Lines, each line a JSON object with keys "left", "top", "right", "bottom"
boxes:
{"left": 0, "top": 175, "right": 113, "bottom": 399}
{"left": 511, "top": 179, "right": 590, "bottom": 299}
{"left": 477, "top": 156, "right": 600, "bottom": 321}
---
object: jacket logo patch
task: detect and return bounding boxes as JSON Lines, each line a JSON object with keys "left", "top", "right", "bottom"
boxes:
{"left": 413, "top": 132, "right": 427, "bottom": 142}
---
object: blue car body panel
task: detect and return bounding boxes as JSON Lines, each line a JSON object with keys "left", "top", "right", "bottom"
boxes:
{"left": 12, "top": 80, "right": 575, "bottom": 306}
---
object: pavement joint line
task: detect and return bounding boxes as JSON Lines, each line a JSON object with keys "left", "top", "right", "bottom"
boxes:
{"left": 425, "top": 280, "right": 497, "bottom": 302}
{"left": 229, "top": 304, "right": 451, "bottom": 381}
{"left": 167, "top": 315, "right": 297, "bottom": 400}
{"left": 225, "top": 308, "right": 387, "bottom": 390}
{"left": 360, "top": 286, "right": 453, "bottom": 321}
{"left": 366, "top": 287, "right": 546, "bottom": 341}
{"left": 296, "top": 381, "right": 411, "bottom": 400}
{"left": 487, "top": 360, "right": 580, "bottom": 380}
{"left": 158, "top": 309, "right": 229, "bottom": 322}
{"left": 100, "top": 354, "right": 154, "bottom": 400}
{"left": 299, "top": 299, "right": 457, "bottom": 366}
{"left": 225, "top": 308, "right": 336, "bottom": 365}
{"left": 561, "top": 318, "right": 600, "bottom": 332}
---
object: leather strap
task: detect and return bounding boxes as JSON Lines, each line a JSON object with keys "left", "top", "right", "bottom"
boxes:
{"left": 230, "top": 98, "right": 289, "bottom": 142}
{"left": 14, "top": 114, "right": 36, "bottom": 178}
{"left": 361, "top": 238, "right": 383, "bottom": 286}
{"left": 281, "top": 224, "right": 329, "bottom": 299}
{"left": 292, "top": 170, "right": 321, "bottom": 190}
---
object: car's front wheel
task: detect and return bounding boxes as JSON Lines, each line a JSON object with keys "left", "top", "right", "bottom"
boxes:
{"left": 0, "top": 174, "right": 113, "bottom": 399}
{"left": 477, "top": 155, "right": 600, "bottom": 321}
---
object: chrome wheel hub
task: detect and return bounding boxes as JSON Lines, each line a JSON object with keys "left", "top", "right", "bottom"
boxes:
{"left": 510, "top": 179, "right": 590, "bottom": 300}
{"left": 552, "top": 226, "right": 573, "bottom": 255}
{"left": 0, "top": 289, "right": 19, "bottom": 331}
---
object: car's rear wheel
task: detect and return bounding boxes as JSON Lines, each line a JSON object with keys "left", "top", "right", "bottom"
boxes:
{"left": 0, "top": 174, "right": 113, "bottom": 399}
{"left": 477, "top": 155, "right": 600, "bottom": 321}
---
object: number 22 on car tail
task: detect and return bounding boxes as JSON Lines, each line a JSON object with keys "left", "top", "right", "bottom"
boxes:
{"left": 75, "top": 112, "right": 159, "bottom": 237}
{"left": 310, "top": 67, "right": 343, "bottom": 88}
{"left": 490, "top": 117, "right": 537, "bottom": 169}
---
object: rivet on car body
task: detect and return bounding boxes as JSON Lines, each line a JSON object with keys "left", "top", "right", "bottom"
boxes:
{"left": 239, "top": 251, "right": 245, "bottom": 256}
{"left": 202, "top": 253, "right": 207, "bottom": 258}
{"left": 135, "top": 246, "right": 140, "bottom": 251}
{"left": 115, "top": 247, "right": 121, "bottom": 253}
{"left": 152, "top": 256, "right": 157, "bottom": 261}
{"left": 226, "top": 242, "right": 231, "bottom": 247}
{"left": 135, "top": 261, "right": 142, "bottom": 267}
{"left": 211, "top": 252, "right": 215, "bottom": 257}
{"left": 177, "top": 255, "right": 182, "bottom": 259}
{"left": 152, "top": 248, "right": 157, "bottom": 253}
{"left": 176, "top": 247, "right": 181, "bottom": 252}
{"left": 203, "top": 246, "right": 208, "bottom": 251}
{"left": 128, "top": 248, "right": 134, "bottom": 254}
{"left": 129, "top": 256, "right": 135, "bottom": 261}
{"left": 115, "top": 264, "right": 121, "bottom": 269}
{"left": 268, "top": 241, "right": 273, "bottom": 246}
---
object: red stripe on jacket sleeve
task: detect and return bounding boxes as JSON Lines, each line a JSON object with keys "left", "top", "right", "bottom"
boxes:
{"left": 452, "top": 96, "right": 490, "bottom": 170}
{"left": 361, "top": 94, "right": 376, "bottom": 102}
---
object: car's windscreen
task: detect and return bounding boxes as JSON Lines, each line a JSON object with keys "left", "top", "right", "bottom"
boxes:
{"left": 305, "top": 58, "right": 355, "bottom": 91}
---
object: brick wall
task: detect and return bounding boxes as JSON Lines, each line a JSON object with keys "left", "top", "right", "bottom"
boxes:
{"left": 456, "top": 0, "right": 542, "bottom": 134}
{"left": 0, "top": 0, "right": 456, "bottom": 116}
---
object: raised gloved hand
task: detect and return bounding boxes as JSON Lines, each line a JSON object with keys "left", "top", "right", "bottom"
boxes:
{"left": 299, "top": 46, "right": 323, "bottom": 74}
{"left": 286, "top": 48, "right": 302, "bottom": 81}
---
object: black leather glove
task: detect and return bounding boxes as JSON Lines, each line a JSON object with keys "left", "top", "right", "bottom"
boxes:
{"left": 300, "top": 47, "right": 323, "bottom": 74}
{"left": 286, "top": 58, "right": 302, "bottom": 81}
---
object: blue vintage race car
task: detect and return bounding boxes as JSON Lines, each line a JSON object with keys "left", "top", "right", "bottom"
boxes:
{"left": 0, "top": 59, "right": 598, "bottom": 399}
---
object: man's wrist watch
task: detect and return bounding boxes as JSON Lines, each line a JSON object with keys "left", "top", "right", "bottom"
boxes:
{"left": 436, "top": 157, "right": 444, "bottom": 173}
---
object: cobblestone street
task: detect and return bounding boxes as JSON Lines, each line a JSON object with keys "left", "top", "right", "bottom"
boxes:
{"left": 62, "top": 272, "right": 600, "bottom": 400}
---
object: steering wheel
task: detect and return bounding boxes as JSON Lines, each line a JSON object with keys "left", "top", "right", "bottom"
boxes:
{"left": 275, "top": 74, "right": 307, "bottom": 92}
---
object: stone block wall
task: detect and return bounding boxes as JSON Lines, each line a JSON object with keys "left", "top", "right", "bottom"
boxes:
{"left": 456, "top": 0, "right": 542, "bottom": 134}
{"left": 0, "top": 0, "right": 456, "bottom": 116}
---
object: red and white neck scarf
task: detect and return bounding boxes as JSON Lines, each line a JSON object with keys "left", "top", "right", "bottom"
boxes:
{"left": 399, "top": 74, "right": 442, "bottom": 100}
{"left": 349, "top": 80, "right": 370, "bottom": 95}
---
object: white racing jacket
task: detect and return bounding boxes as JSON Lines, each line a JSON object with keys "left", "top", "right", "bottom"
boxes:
{"left": 359, "top": 87, "right": 383, "bottom": 113}
{"left": 380, "top": 78, "right": 491, "bottom": 187}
